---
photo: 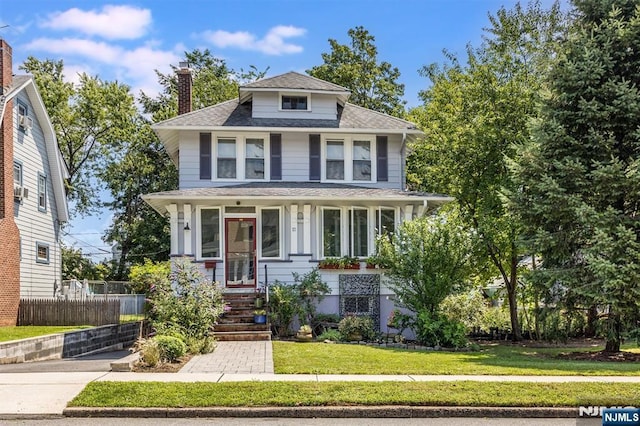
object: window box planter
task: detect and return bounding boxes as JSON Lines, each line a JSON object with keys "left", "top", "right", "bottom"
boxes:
{"left": 318, "top": 256, "right": 360, "bottom": 270}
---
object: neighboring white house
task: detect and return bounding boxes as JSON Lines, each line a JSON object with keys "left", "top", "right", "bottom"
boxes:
{"left": 0, "top": 39, "right": 69, "bottom": 305}
{"left": 143, "top": 69, "right": 449, "bottom": 330}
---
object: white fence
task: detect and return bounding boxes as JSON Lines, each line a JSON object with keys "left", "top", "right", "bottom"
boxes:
{"left": 60, "top": 280, "right": 145, "bottom": 315}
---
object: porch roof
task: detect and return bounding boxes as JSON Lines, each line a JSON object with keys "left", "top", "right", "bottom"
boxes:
{"left": 142, "top": 182, "right": 452, "bottom": 215}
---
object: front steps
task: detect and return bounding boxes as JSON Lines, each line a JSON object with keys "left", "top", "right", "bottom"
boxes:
{"left": 214, "top": 292, "right": 271, "bottom": 341}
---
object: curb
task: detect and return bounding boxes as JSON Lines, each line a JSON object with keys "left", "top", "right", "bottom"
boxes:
{"left": 64, "top": 406, "right": 580, "bottom": 418}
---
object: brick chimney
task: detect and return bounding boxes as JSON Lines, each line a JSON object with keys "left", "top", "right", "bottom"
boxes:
{"left": 177, "top": 62, "right": 192, "bottom": 115}
{"left": 0, "top": 39, "right": 21, "bottom": 326}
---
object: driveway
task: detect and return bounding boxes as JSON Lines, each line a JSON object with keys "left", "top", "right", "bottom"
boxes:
{"left": 0, "top": 350, "right": 130, "bottom": 373}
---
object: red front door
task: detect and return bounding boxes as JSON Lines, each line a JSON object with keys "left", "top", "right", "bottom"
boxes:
{"left": 224, "top": 218, "right": 256, "bottom": 288}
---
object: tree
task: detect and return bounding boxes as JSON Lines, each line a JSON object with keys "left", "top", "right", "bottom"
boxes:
{"left": 376, "top": 212, "right": 471, "bottom": 315}
{"left": 307, "top": 26, "right": 406, "bottom": 117}
{"left": 407, "top": 1, "right": 564, "bottom": 341}
{"left": 61, "top": 245, "right": 103, "bottom": 281}
{"left": 20, "top": 58, "right": 137, "bottom": 215}
{"left": 517, "top": 0, "right": 640, "bottom": 352}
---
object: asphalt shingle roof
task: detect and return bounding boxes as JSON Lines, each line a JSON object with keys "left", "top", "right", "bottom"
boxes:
{"left": 242, "top": 71, "right": 349, "bottom": 92}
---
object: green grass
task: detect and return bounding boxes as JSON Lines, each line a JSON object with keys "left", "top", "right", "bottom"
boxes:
{"left": 69, "top": 381, "right": 640, "bottom": 408}
{"left": 120, "top": 314, "right": 144, "bottom": 323}
{"left": 0, "top": 326, "right": 90, "bottom": 342}
{"left": 273, "top": 341, "right": 640, "bottom": 376}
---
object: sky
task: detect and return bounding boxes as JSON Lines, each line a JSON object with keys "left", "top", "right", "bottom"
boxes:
{"left": 0, "top": 0, "right": 565, "bottom": 261}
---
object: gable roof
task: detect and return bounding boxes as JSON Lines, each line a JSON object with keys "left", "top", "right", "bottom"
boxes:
{"left": 1, "top": 75, "right": 69, "bottom": 223}
{"left": 239, "top": 71, "right": 350, "bottom": 104}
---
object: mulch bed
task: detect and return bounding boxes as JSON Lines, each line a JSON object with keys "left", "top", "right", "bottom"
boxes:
{"left": 132, "top": 354, "right": 194, "bottom": 373}
{"left": 555, "top": 350, "right": 640, "bottom": 362}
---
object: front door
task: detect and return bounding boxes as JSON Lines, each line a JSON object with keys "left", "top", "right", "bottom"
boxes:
{"left": 224, "top": 218, "right": 256, "bottom": 288}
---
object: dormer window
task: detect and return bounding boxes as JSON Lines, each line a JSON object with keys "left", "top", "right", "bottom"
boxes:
{"left": 281, "top": 95, "right": 308, "bottom": 111}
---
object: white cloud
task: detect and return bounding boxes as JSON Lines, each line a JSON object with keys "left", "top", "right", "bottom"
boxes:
{"left": 202, "top": 25, "right": 306, "bottom": 55}
{"left": 41, "top": 5, "right": 152, "bottom": 40}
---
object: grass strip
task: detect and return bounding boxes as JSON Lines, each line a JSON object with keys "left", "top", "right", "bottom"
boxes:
{"left": 0, "top": 326, "right": 89, "bottom": 342}
{"left": 69, "top": 381, "right": 640, "bottom": 408}
{"left": 273, "top": 342, "right": 640, "bottom": 376}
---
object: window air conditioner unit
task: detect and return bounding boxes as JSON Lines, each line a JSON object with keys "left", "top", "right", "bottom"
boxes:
{"left": 19, "top": 115, "right": 33, "bottom": 130}
{"left": 13, "top": 186, "right": 28, "bottom": 200}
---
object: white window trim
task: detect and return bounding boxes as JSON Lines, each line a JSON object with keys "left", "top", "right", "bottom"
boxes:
{"left": 242, "top": 135, "right": 270, "bottom": 181}
{"left": 196, "top": 206, "right": 222, "bottom": 260}
{"left": 279, "top": 92, "right": 312, "bottom": 112}
{"left": 321, "top": 135, "right": 376, "bottom": 183}
{"left": 37, "top": 173, "right": 47, "bottom": 213}
{"left": 350, "top": 207, "right": 370, "bottom": 258}
{"left": 319, "top": 206, "right": 344, "bottom": 258}
{"left": 215, "top": 137, "right": 237, "bottom": 181}
{"left": 258, "top": 206, "right": 283, "bottom": 260}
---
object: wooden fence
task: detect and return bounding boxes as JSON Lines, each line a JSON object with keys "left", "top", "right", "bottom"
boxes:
{"left": 18, "top": 299, "right": 121, "bottom": 326}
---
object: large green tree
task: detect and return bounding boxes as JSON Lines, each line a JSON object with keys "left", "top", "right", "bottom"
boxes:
{"left": 20, "top": 58, "right": 137, "bottom": 216}
{"left": 517, "top": 0, "right": 640, "bottom": 352}
{"left": 407, "top": 1, "right": 564, "bottom": 340}
{"left": 307, "top": 26, "right": 406, "bottom": 117}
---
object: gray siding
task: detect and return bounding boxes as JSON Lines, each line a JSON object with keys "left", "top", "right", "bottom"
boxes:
{"left": 13, "top": 92, "right": 62, "bottom": 298}
{"left": 252, "top": 92, "right": 337, "bottom": 120}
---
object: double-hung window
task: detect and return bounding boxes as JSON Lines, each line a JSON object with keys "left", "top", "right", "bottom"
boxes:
{"left": 13, "top": 162, "right": 22, "bottom": 186}
{"left": 217, "top": 139, "right": 236, "bottom": 178}
{"left": 322, "top": 208, "right": 342, "bottom": 257}
{"left": 200, "top": 208, "right": 221, "bottom": 258}
{"left": 326, "top": 140, "right": 344, "bottom": 180}
{"left": 37, "top": 173, "right": 47, "bottom": 212}
{"left": 245, "top": 138, "right": 265, "bottom": 179}
{"left": 353, "top": 140, "right": 372, "bottom": 181}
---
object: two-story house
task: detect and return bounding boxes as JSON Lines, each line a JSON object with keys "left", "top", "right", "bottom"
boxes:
{"left": 143, "top": 68, "right": 448, "bottom": 331}
{"left": 0, "top": 40, "right": 69, "bottom": 324}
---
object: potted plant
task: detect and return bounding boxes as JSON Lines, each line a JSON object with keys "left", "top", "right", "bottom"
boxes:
{"left": 338, "top": 256, "right": 360, "bottom": 269}
{"left": 253, "top": 309, "right": 267, "bottom": 324}
{"left": 296, "top": 324, "right": 313, "bottom": 342}
{"left": 338, "top": 315, "right": 374, "bottom": 341}
{"left": 318, "top": 257, "right": 340, "bottom": 269}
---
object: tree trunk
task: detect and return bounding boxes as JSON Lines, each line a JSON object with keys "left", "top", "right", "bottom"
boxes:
{"left": 506, "top": 282, "right": 522, "bottom": 341}
{"left": 585, "top": 305, "right": 598, "bottom": 338}
{"left": 604, "top": 312, "right": 621, "bottom": 353}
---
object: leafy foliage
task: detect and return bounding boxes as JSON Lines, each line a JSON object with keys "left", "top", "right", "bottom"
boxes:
{"left": 268, "top": 281, "right": 300, "bottom": 337}
{"left": 293, "top": 268, "right": 330, "bottom": 327}
{"left": 516, "top": 0, "right": 640, "bottom": 352}
{"left": 337, "top": 315, "right": 376, "bottom": 341}
{"left": 148, "top": 258, "right": 223, "bottom": 353}
{"left": 154, "top": 335, "right": 187, "bottom": 362}
{"left": 128, "top": 259, "right": 171, "bottom": 294}
{"left": 413, "top": 310, "right": 468, "bottom": 348}
{"left": 61, "top": 244, "right": 104, "bottom": 280}
{"left": 307, "top": 26, "right": 406, "bottom": 117}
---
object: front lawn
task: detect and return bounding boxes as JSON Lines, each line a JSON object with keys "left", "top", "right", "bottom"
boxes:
{"left": 273, "top": 341, "right": 640, "bottom": 375}
{"left": 69, "top": 381, "right": 640, "bottom": 408}
{"left": 0, "top": 326, "right": 89, "bottom": 342}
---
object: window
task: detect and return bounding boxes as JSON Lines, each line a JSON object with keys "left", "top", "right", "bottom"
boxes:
{"left": 326, "top": 140, "right": 344, "bottom": 180}
{"left": 322, "top": 208, "right": 342, "bottom": 257}
{"left": 350, "top": 208, "right": 369, "bottom": 257}
{"left": 282, "top": 95, "right": 308, "bottom": 110}
{"left": 201, "top": 208, "right": 220, "bottom": 258}
{"left": 36, "top": 242, "right": 49, "bottom": 264}
{"left": 17, "top": 101, "right": 28, "bottom": 131}
{"left": 13, "top": 162, "right": 22, "bottom": 186}
{"left": 245, "top": 138, "right": 265, "bottom": 179}
{"left": 217, "top": 139, "right": 236, "bottom": 178}
{"left": 261, "top": 209, "right": 280, "bottom": 258}
{"left": 344, "top": 297, "right": 371, "bottom": 315}
{"left": 376, "top": 208, "right": 396, "bottom": 236}
{"left": 37, "top": 173, "right": 47, "bottom": 212}
{"left": 353, "top": 140, "right": 372, "bottom": 181}
{"left": 199, "top": 133, "right": 211, "bottom": 180}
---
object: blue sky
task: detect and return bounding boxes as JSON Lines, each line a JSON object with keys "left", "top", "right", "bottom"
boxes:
{"left": 0, "top": 0, "right": 565, "bottom": 260}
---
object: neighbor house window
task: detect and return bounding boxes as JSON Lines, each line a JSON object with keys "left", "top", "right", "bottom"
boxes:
{"left": 326, "top": 140, "right": 344, "bottom": 180}
{"left": 322, "top": 208, "right": 341, "bottom": 257}
{"left": 261, "top": 208, "right": 280, "bottom": 258}
{"left": 36, "top": 242, "right": 49, "bottom": 264}
{"left": 201, "top": 208, "right": 221, "bottom": 258}
{"left": 13, "top": 162, "right": 22, "bottom": 186}
{"left": 376, "top": 208, "right": 396, "bottom": 236}
{"left": 245, "top": 138, "right": 265, "bottom": 179}
{"left": 37, "top": 173, "right": 47, "bottom": 212}
{"left": 350, "top": 208, "right": 369, "bottom": 257}
{"left": 353, "top": 140, "right": 372, "bottom": 181}
{"left": 217, "top": 139, "right": 236, "bottom": 178}
{"left": 17, "top": 101, "right": 28, "bottom": 131}
{"left": 281, "top": 95, "right": 308, "bottom": 110}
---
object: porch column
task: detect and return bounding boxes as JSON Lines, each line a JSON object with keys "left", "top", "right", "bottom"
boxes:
{"left": 404, "top": 204, "right": 414, "bottom": 222}
{"left": 166, "top": 204, "right": 178, "bottom": 255}
{"left": 183, "top": 204, "right": 192, "bottom": 255}
{"left": 303, "top": 204, "right": 311, "bottom": 254}
{"left": 290, "top": 204, "right": 298, "bottom": 254}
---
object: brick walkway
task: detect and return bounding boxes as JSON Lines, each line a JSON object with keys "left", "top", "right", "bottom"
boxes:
{"left": 179, "top": 341, "right": 274, "bottom": 374}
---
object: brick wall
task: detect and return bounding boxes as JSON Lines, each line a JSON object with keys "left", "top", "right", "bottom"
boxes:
{"left": 0, "top": 40, "right": 21, "bottom": 326}
{"left": 177, "top": 65, "right": 192, "bottom": 115}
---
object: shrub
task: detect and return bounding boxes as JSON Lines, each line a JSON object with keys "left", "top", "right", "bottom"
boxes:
{"left": 155, "top": 335, "right": 187, "bottom": 362}
{"left": 268, "top": 281, "right": 300, "bottom": 337}
{"left": 414, "top": 310, "right": 467, "bottom": 348}
{"left": 338, "top": 315, "right": 375, "bottom": 341}
{"left": 133, "top": 338, "right": 160, "bottom": 367}
{"left": 441, "top": 290, "right": 488, "bottom": 331}
{"left": 317, "top": 329, "right": 342, "bottom": 342}
{"left": 294, "top": 268, "right": 330, "bottom": 327}
{"left": 183, "top": 335, "right": 216, "bottom": 355}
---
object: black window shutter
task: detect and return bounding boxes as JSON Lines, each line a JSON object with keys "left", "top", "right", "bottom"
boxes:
{"left": 376, "top": 135, "right": 388, "bottom": 182}
{"left": 309, "top": 134, "right": 321, "bottom": 181}
{"left": 270, "top": 133, "right": 282, "bottom": 180}
{"left": 200, "top": 133, "right": 212, "bottom": 180}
